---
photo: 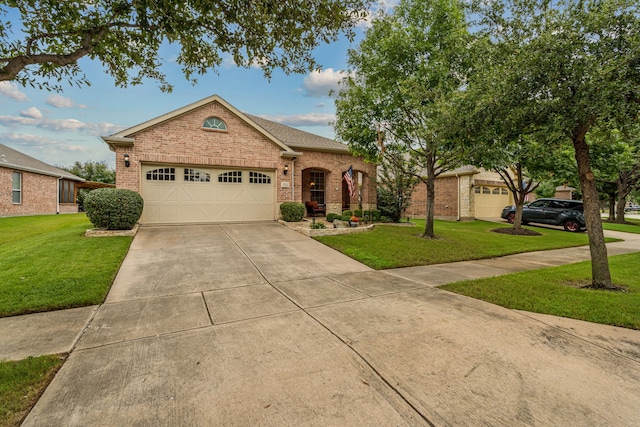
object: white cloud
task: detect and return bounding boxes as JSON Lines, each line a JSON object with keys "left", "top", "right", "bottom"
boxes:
{"left": 0, "top": 81, "right": 29, "bottom": 101}
{"left": 0, "top": 114, "right": 122, "bottom": 136}
{"left": 45, "top": 94, "right": 87, "bottom": 109}
{"left": 1, "top": 132, "right": 62, "bottom": 148}
{"left": 257, "top": 113, "right": 335, "bottom": 127}
{"left": 20, "top": 107, "right": 43, "bottom": 119}
{"left": 303, "top": 68, "right": 348, "bottom": 97}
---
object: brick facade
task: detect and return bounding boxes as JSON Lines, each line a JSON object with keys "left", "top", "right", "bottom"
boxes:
{"left": 111, "top": 99, "right": 376, "bottom": 220}
{"left": 407, "top": 176, "right": 462, "bottom": 220}
{"left": 0, "top": 167, "right": 64, "bottom": 216}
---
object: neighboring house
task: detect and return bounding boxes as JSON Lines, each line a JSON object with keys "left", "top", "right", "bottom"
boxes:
{"left": 0, "top": 143, "right": 84, "bottom": 217}
{"left": 555, "top": 185, "right": 577, "bottom": 200}
{"left": 406, "top": 166, "right": 515, "bottom": 220}
{"left": 101, "top": 95, "right": 376, "bottom": 225}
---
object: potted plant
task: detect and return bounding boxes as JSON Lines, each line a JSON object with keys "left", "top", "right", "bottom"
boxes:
{"left": 349, "top": 215, "right": 360, "bottom": 227}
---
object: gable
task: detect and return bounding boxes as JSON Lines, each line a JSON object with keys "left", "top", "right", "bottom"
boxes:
{"left": 103, "top": 95, "right": 295, "bottom": 154}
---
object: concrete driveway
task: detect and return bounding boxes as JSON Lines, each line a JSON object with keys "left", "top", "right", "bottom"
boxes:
{"left": 23, "top": 223, "right": 640, "bottom": 426}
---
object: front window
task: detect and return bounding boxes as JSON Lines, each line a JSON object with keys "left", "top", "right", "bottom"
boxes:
{"left": 12, "top": 172, "right": 21, "bottom": 204}
{"left": 309, "top": 170, "right": 325, "bottom": 205}
{"left": 203, "top": 117, "right": 227, "bottom": 131}
{"left": 59, "top": 179, "right": 75, "bottom": 203}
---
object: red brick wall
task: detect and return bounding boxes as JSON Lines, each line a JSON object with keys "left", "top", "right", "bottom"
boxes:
{"left": 115, "top": 100, "right": 376, "bottom": 213}
{"left": 407, "top": 176, "right": 459, "bottom": 219}
{"left": 0, "top": 167, "right": 59, "bottom": 216}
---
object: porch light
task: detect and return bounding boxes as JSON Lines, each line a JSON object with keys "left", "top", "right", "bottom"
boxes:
{"left": 283, "top": 164, "right": 288, "bottom": 175}
{"left": 124, "top": 153, "right": 130, "bottom": 167}
{"left": 310, "top": 181, "right": 315, "bottom": 188}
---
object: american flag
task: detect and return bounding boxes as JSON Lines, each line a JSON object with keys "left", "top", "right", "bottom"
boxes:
{"left": 343, "top": 166, "right": 355, "bottom": 198}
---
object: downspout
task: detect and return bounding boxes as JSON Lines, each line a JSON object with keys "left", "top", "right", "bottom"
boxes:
{"left": 291, "top": 158, "right": 296, "bottom": 201}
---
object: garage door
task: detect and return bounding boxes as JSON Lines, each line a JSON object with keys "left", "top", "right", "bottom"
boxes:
{"left": 474, "top": 186, "right": 513, "bottom": 218}
{"left": 141, "top": 165, "right": 275, "bottom": 224}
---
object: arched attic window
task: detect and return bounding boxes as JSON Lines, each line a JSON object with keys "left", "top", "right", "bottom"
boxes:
{"left": 202, "top": 117, "right": 227, "bottom": 131}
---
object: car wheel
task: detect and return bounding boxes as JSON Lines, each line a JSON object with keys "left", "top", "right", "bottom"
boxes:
{"left": 563, "top": 220, "right": 582, "bottom": 232}
{"left": 506, "top": 213, "right": 515, "bottom": 224}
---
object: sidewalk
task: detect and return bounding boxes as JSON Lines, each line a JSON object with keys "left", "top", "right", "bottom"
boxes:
{"left": 2, "top": 228, "right": 639, "bottom": 362}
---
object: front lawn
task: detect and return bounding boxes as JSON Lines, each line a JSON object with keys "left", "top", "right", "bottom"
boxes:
{"left": 440, "top": 252, "right": 640, "bottom": 330}
{"left": 0, "top": 355, "right": 64, "bottom": 427}
{"left": 0, "top": 214, "right": 132, "bottom": 317}
{"left": 314, "top": 220, "right": 599, "bottom": 269}
{"left": 601, "top": 218, "right": 640, "bottom": 234}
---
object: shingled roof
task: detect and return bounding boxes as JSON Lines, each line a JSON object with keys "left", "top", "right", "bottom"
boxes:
{"left": 0, "top": 143, "right": 83, "bottom": 181}
{"left": 245, "top": 114, "right": 349, "bottom": 153}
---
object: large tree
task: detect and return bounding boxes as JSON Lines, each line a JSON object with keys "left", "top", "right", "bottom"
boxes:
{"left": 0, "top": 0, "right": 369, "bottom": 91}
{"left": 334, "top": 0, "right": 470, "bottom": 238}
{"left": 61, "top": 160, "right": 115, "bottom": 184}
{"left": 466, "top": 0, "right": 640, "bottom": 288}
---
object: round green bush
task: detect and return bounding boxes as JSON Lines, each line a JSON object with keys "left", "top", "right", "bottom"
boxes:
{"left": 326, "top": 213, "right": 338, "bottom": 222}
{"left": 84, "top": 188, "right": 144, "bottom": 230}
{"left": 280, "top": 202, "right": 305, "bottom": 222}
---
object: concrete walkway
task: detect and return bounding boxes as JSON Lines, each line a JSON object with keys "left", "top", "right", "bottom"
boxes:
{"left": 4, "top": 224, "right": 640, "bottom": 425}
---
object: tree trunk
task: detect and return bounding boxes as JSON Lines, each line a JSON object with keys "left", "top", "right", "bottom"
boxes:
{"left": 572, "top": 129, "right": 612, "bottom": 288}
{"left": 607, "top": 192, "right": 616, "bottom": 222}
{"left": 422, "top": 171, "right": 436, "bottom": 239}
{"left": 615, "top": 184, "right": 627, "bottom": 224}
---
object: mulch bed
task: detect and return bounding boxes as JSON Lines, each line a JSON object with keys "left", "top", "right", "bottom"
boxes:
{"left": 491, "top": 227, "right": 542, "bottom": 236}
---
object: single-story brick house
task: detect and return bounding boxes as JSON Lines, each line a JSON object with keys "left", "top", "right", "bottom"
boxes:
{"left": 102, "top": 95, "right": 376, "bottom": 225}
{"left": 0, "top": 143, "right": 84, "bottom": 217}
{"left": 406, "top": 166, "right": 515, "bottom": 220}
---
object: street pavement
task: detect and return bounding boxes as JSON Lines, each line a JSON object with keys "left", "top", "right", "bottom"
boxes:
{"left": 3, "top": 222, "right": 640, "bottom": 426}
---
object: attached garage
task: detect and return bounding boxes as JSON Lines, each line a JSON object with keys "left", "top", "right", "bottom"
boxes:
{"left": 141, "top": 165, "right": 275, "bottom": 224}
{"left": 474, "top": 185, "right": 513, "bottom": 218}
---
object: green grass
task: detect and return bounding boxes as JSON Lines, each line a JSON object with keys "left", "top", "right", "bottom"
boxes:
{"left": 0, "top": 355, "right": 64, "bottom": 427}
{"left": 440, "top": 252, "right": 640, "bottom": 330}
{"left": 314, "top": 220, "right": 602, "bottom": 269}
{"left": 0, "top": 214, "right": 132, "bottom": 317}
{"left": 601, "top": 218, "right": 640, "bottom": 234}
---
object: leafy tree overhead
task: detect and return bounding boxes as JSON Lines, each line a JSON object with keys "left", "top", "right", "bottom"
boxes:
{"left": 466, "top": 0, "right": 640, "bottom": 288}
{"left": 335, "top": 0, "right": 471, "bottom": 238}
{"left": 0, "top": 0, "right": 370, "bottom": 91}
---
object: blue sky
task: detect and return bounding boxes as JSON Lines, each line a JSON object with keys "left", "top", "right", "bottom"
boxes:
{"left": 0, "top": 1, "right": 396, "bottom": 169}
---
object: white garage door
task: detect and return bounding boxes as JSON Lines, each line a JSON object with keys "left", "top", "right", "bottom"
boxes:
{"left": 141, "top": 165, "right": 275, "bottom": 224}
{"left": 474, "top": 186, "right": 513, "bottom": 218}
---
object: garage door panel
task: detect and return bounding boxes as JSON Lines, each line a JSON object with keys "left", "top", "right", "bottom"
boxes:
{"left": 141, "top": 166, "right": 275, "bottom": 224}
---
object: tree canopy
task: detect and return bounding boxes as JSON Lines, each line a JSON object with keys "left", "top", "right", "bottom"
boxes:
{"left": 61, "top": 160, "right": 115, "bottom": 184}
{"left": 463, "top": 0, "right": 640, "bottom": 287}
{"left": 0, "top": 0, "right": 370, "bottom": 91}
{"left": 335, "top": 0, "right": 471, "bottom": 238}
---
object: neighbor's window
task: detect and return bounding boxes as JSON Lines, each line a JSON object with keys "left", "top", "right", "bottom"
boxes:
{"left": 203, "top": 117, "right": 227, "bottom": 131}
{"left": 492, "top": 188, "right": 501, "bottom": 195}
{"left": 59, "top": 179, "right": 76, "bottom": 203}
{"left": 482, "top": 186, "right": 490, "bottom": 194}
{"left": 12, "top": 171, "right": 21, "bottom": 204}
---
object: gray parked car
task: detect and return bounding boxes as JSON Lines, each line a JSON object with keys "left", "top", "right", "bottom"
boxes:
{"left": 500, "top": 198, "right": 585, "bottom": 232}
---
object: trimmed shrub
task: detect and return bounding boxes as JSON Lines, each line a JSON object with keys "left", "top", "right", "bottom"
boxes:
{"left": 342, "top": 210, "right": 352, "bottom": 217}
{"left": 326, "top": 213, "right": 339, "bottom": 222}
{"left": 310, "top": 222, "right": 326, "bottom": 229}
{"left": 280, "top": 202, "right": 305, "bottom": 222}
{"left": 372, "top": 209, "right": 381, "bottom": 221}
{"left": 84, "top": 188, "right": 144, "bottom": 230}
{"left": 354, "top": 209, "right": 363, "bottom": 218}
{"left": 341, "top": 215, "right": 352, "bottom": 222}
